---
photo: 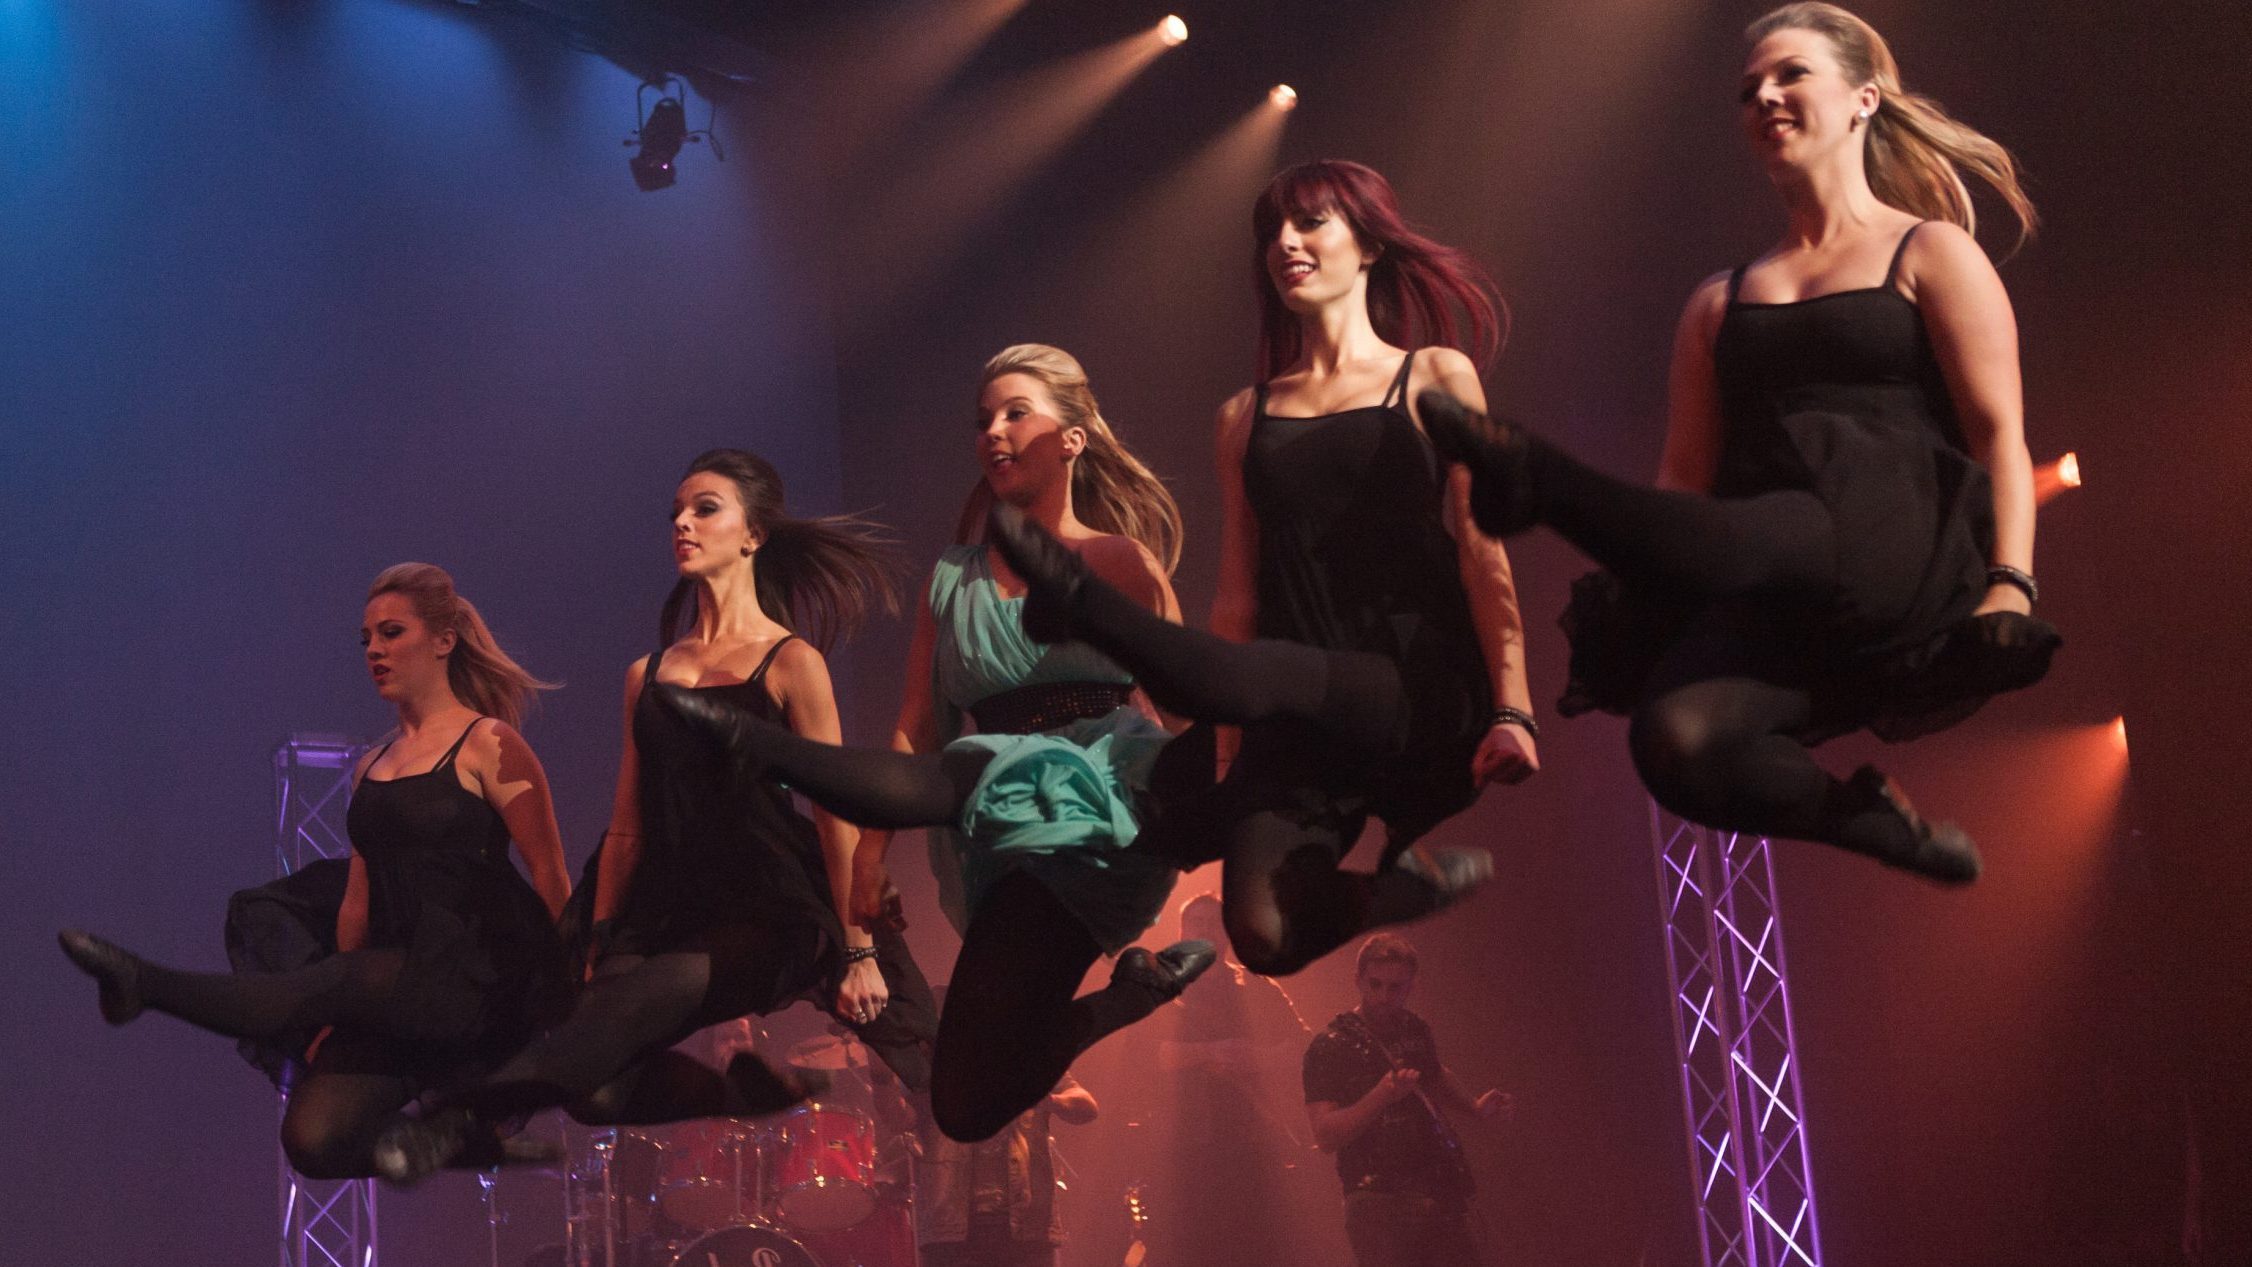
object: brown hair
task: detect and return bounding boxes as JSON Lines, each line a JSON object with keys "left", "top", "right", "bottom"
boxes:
{"left": 1355, "top": 932, "right": 1419, "bottom": 978}
{"left": 659, "top": 448, "right": 900, "bottom": 653}
{"left": 367, "top": 563, "right": 555, "bottom": 729}
{"left": 965, "top": 344, "right": 1184, "bottom": 574}
{"left": 1748, "top": 3, "right": 2037, "bottom": 251}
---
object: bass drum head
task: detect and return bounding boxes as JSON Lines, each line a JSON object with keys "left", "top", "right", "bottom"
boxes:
{"left": 667, "top": 1223, "right": 824, "bottom": 1267}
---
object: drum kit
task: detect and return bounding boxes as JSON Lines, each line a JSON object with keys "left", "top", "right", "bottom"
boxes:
{"left": 552, "top": 1032, "right": 920, "bottom": 1267}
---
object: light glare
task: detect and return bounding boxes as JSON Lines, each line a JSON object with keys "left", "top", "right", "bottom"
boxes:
{"left": 1159, "top": 15, "right": 1188, "bottom": 46}
{"left": 1269, "top": 83, "right": 1297, "bottom": 110}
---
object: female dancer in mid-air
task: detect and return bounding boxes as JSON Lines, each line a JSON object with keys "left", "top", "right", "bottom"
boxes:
{"left": 979, "top": 159, "right": 1541, "bottom": 976}
{"left": 662, "top": 345, "right": 1220, "bottom": 1141}
{"left": 60, "top": 563, "right": 572, "bottom": 1179}
{"left": 1415, "top": 2, "right": 2059, "bottom": 880}
{"left": 378, "top": 449, "right": 938, "bottom": 1180}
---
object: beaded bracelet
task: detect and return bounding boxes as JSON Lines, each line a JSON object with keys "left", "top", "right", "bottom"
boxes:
{"left": 842, "top": 945, "right": 880, "bottom": 965}
{"left": 1489, "top": 706, "right": 1541, "bottom": 739}
{"left": 1986, "top": 565, "right": 2039, "bottom": 606}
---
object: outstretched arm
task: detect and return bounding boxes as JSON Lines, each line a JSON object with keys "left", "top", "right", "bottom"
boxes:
{"left": 472, "top": 721, "right": 572, "bottom": 921}
{"left": 769, "top": 638, "right": 889, "bottom": 1021}
{"left": 1910, "top": 223, "right": 2035, "bottom": 616}
{"left": 1415, "top": 347, "right": 1537, "bottom": 786}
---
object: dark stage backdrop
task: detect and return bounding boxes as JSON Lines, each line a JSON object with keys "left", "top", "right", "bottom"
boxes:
{"left": 0, "top": 3, "right": 855, "bottom": 1263}
{"left": 6, "top": 1, "right": 2248, "bottom": 1265}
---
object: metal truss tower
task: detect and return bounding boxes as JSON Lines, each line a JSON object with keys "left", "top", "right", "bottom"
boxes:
{"left": 273, "top": 735, "right": 378, "bottom": 1267}
{"left": 1650, "top": 804, "right": 1824, "bottom": 1267}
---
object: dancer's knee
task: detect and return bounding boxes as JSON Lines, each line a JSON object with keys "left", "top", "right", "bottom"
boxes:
{"left": 1629, "top": 696, "right": 1740, "bottom": 822}
{"left": 281, "top": 1114, "right": 371, "bottom": 1180}
{"left": 930, "top": 1068, "right": 1015, "bottom": 1144}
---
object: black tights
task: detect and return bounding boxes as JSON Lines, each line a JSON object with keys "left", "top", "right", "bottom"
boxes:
{"left": 930, "top": 871, "right": 1173, "bottom": 1142}
{"left": 461, "top": 926, "right": 934, "bottom": 1126}
{"left": 126, "top": 948, "right": 436, "bottom": 1179}
{"left": 1515, "top": 440, "right": 1920, "bottom": 863}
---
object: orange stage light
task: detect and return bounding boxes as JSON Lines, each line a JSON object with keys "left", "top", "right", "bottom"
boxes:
{"left": 1159, "top": 15, "right": 1189, "bottom": 46}
{"left": 2035, "top": 451, "right": 2083, "bottom": 505}
{"left": 1269, "top": 84, "right": 1298, "bottom": 111}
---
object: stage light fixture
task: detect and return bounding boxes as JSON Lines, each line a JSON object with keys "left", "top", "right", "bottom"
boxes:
{"left": 2112, "top": 715, "right": 2129, "bottom": 757}
{"left": 627, "top": 78, "right": 724, "bottom": 192}
{"left": 1269, "top": 83, "right": 1297, "bottom": 110}
{"left": 2035, "top": 450, "right": 2082, "bottom": 505}
{"left": 1159, "top": 15, "right": 1188, "bottom": 46}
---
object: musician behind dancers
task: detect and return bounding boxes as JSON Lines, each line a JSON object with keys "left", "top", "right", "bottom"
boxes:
{"left": 1302, "top": 933, "right": 1511, "bottom": 1267}
{"left": 906, "top": 1066, "right": 1099, "bottom": 1267}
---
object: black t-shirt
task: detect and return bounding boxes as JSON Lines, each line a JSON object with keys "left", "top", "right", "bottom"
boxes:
{"left": 1302, "top": 1009, "right": 1471, "bottom": 1199}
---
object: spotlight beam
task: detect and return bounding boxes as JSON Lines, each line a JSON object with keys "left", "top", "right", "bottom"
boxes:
{"left": 837, "top": 31, "right": 1171, "bottom": 319}
{"left": 807, "top": 0, "right": 1031, "bottom": 174}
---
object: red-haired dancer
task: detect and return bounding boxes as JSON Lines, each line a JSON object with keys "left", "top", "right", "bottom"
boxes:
{"left": 1417, "top": 3, "right": 2060, "bottom": 880}
{"left": 60, "top": 564, "right": 573, "bottom": 1179}
{"left": 988, "top": 159, "right": 1540, "bottom": 976}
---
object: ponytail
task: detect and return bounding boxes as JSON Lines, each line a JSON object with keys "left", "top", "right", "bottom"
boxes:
{"left": 661, "top": 449, "right": 901, "bottom": 653}
{"left": 1749, "top": 3, "right": 2037, "bottom": 252}
{"left": 368, "top": 563, "right": 555, "bottom": 729}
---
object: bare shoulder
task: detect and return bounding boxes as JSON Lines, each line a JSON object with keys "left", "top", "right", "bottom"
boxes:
{"left": 769, "top": 634, "right": 833, "bottom": 689}
{"left": 1422, "top": 345, "right": 1479, "bottom": 379}
{"left": 1216, "top": 386, "right": 1257, "bottom": 435}
{"left": 622, "top": 655, "right": 650, "bottom": 695}
{"left": 1676, "top": 270, "right": 1734, "bottom": 343}
{"left": 1902, "top": 220, "right": 1998, "bottom": 286}
{"left": 1083, "top": 533, "right": 1166, "bottom": 588}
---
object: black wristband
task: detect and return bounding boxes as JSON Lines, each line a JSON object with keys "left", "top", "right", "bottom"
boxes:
{"left": 1488, "top": 707, "right": 1540, "bottom": 739}
{"left": 842, "top": 944, "right": 880, "bottom": 965}
{"left": 1986, "top": 565, "right": 2038, "bottom": 606}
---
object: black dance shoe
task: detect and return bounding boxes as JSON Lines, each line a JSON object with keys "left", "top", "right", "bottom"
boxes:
{"left": 372, "top": 1109, "right": 471, "bottom": 1187}
{"left": 57, "top": 930, "right": 146, "bottom": 1025}
{"left": 725, "top": 1052, "right": 829, "bottom": 1115}
{"left": 649, "top": 681, "right": 773, "bottom": 780}
{"left": 1111, "top": 939, "right": 1218, "bottom": 1000}
{"left": 1848, "top": 765, "right": 1982, "bottom": 885}
{"left": 372, "top": 1109, "right": 562, "bottom": 1186}
{"left": 984, "top": 502, "right": 1087, "bottom": 643}
{"left": 1392, "top": 845, "right": 1497, "bottom": 917}
{"left": 1414, "top": 388, "right": 1539, "bottom": 536}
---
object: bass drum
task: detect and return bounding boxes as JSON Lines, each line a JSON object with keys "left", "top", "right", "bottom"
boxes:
{"left": 666, "top": 1224, "right": 825, "bottom": 1267}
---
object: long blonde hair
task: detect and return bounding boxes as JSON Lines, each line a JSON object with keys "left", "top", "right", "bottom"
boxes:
{"left": 1748, "top": 3, "right": 2037, "bottom": 252}
{"left": 368, "top": 563, "right": 556, "bottom": 729}
{"left": 966, "top": 344, "right": 1183, "bottom": 574}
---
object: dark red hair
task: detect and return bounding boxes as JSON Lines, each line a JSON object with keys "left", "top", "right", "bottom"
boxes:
{"left": 1252, "top": 160, "right": 1505, "bottom": 382}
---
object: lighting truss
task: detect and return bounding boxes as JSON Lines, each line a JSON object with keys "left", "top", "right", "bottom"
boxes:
{"left": 273, "top": 735, "right": 378, "bottom": 1267}
{"left": 1651, "top": 803, "right": 1823, "bottom": 1267}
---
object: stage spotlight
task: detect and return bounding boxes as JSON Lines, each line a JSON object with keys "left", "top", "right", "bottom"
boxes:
{"left": 1159, "top": 15, "right": 1188, "bottom": 46}
{"left": 627, "top": 78, "right": 723, "bottom": 193}
{"left": 2112, "top": 715, "right": 2129, "bottom": 758}
{"left": 2035, "top": 451, "right": 2083, "bottom": 505}
{"left": 1269, "top": 83, "right": 1298, "bottom": 110}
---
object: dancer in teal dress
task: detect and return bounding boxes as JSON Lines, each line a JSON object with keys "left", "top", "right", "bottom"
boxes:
{"left": 660, "top": 344, "right": 1218, "bottom": 1141}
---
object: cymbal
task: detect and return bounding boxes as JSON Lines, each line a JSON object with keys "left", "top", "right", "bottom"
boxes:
{"left": 787, "top": 1034, "right": 871, "bottom": 1071}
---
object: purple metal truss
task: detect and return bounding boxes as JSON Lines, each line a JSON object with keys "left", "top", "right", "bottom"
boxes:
{"left": 1651, "top": 803, "right": 1823, "bottom": 1267}
{"left": 274, "top": 735, "right": 379, "bottom": 1267}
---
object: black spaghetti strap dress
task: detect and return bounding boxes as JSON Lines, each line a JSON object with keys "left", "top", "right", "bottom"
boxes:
{"left": 610, "top": 637, "right": 843, "bottom": 1013}
{"left": 1561, "top": 223, "right": 2022, "bottom": 742}
{"left": 339, "top": 718, "right": 568, "bottom": 1079}
{"left": 1228, "top": 349, "right": 1494, "bottom": 849}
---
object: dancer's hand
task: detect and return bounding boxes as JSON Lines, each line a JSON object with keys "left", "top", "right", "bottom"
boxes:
{"left": 851, "top": 852, "right": 906, "bottom": 933}
{"left": 1474, "top": 1089, "right": 1514, "bottom": 1122}
{"left": 837, "top": 956, "right": 889, "bottom": 1027}
{"left": 1471, "top": 722, "right": 1539, "bottom": 786}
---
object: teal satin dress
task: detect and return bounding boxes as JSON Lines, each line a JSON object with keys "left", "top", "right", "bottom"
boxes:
{"left": 926, "top": 544, "right": 1180, "bottom": 954}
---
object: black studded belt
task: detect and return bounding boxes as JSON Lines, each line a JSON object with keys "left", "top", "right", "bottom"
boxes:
{"left": 968, "top": 681, "right": 1135, "bottom": 735}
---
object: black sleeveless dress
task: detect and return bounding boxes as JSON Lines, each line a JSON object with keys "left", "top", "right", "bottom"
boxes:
{"left": 1561, "top": 224, "right": 2011, "bottom": 742}
{"left": 1231, "top": 349, "right": 1493, "bottom": 846}
{"left": 610, "top": 637, "right": 843, "bottom": 1014}
{"left": 341, "top": 718, "right": 569, "bottom": 1076}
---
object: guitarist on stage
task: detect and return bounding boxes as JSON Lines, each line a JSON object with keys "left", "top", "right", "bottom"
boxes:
{"left": 1302, "top": 933, "right": 1511, "bottom": 1267}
